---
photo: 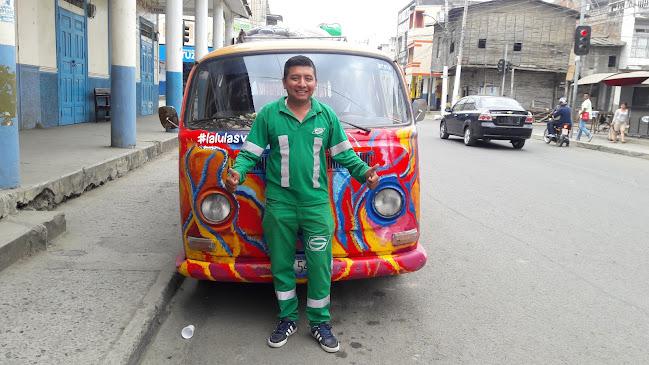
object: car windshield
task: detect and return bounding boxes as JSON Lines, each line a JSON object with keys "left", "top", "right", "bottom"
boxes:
{"left": 480, "top": 97, "right": 524, "bottom": 110}
{"left": 183, "top": 53, "right": 411, "bottom": 130}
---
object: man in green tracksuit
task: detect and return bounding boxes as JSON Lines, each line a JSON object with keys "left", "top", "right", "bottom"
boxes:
{"left": 225, "top": 55, "right": 379, "bottom": 353}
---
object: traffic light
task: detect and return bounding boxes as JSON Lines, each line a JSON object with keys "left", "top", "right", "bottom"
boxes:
{"left": 506, "top": 61, "right": 513, "bottom": 72}
{"left": 497, "top": 59, "right": 505, "bottom": 74}
{"left": 183, "top": 21, "right": 190, "bottom": 46}
{"left": 574, "top": 25, "right": 591, "bottom": 55}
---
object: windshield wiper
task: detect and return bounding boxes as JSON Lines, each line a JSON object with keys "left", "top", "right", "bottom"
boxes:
{"left": 340, "top": 119, "right": 371, "bottom": 133}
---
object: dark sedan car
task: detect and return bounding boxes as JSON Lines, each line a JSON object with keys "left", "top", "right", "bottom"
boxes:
{"left": 440, "top": 96, "right": 533, "bottom": 149}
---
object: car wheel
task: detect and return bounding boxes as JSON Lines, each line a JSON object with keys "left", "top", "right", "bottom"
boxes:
{"left": 543, "top": 128, "right": 551, "bottom": 144}
{"left": 440, "top": 121, "right": 449, "bottom": 139}
{"left": 511, "top": 139, "right": 525, "bottom": 149}
{"left": 463, "top": 126, "right": 476, "bottom": 146}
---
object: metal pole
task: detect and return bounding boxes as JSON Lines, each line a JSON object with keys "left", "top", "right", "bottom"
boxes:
{"left": 510, "top": 67, "right": 515, "bottom": 97}
{"left": 570, "top": 0, "right": 586, "bottom": 119}
{"left": 440, "top": 0, "right": 450, "bottom": 111}
{"left": 501, "top": 44, "right": 508, "bottom": 96}
{"left": 451, "top": 0, "right": 468, "bottom": 105}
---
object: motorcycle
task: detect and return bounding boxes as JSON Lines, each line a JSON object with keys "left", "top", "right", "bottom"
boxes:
{"left": 543, "top": 122, "right": 571, "bottom": 147}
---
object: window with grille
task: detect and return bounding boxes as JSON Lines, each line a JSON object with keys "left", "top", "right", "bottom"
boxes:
{"left": 514, "top": 42, "right": 522, "bottom": 51}
{"left": 141, "top": 21, "right": 153, "bottom": 40}
{"left": 631, "top": 34, "right": 649, "bottom": 58}
{"left": 450, "top": 42, "right": 455, "bottom": 53}
{"left": 62, "top": 0, "right": 85, "bottom": 9}
{"left": 478, "top": 39, "right": 486, "bottom": 48}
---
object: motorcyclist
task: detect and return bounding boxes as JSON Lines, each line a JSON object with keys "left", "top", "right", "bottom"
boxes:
{"left": 547, "top": 97, "right": 571, "bottom": 137}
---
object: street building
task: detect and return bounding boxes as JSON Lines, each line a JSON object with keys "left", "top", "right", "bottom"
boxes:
{"left": 396, "top": 0, "right": 445, "bottom": 106}
{"left": 430, "top": 0, "right": 580, "bottom": 110}
{"left": 0, "top": 0, "right": 252, "bottom": 189}
{"left": 570, "top": 0, "right": 649, "bottom": 137}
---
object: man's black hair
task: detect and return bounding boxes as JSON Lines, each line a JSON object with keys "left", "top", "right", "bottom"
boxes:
{"left": 584, "top": 92, "right": 589, "bottom": 96}
{"left": 283, "top": 55, "right": 317, "bottom": 80}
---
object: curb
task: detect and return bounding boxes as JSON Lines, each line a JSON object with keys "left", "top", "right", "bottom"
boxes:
{"left": 100, "top": 268, "right": 185, "bottom": 365}
{"left": 531, "top": 134, "right": 649, "bottom": 160}
{"left": 0, "top": 138, "right": 178, "bottom": 220}
{"left": 0, "top": 211, "right": 66, "bottom": 273}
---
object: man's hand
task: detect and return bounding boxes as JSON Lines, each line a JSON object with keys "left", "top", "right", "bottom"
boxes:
{"left": 225, "top": 168, "right": 240, "bottom": 193}
{"left": 365, "top": 164, "right": 380, "bottom": 190}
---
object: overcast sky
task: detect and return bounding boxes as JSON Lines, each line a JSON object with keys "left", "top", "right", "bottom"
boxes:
{"left": 269, "top": 0, "right": 410, "bottom": 45}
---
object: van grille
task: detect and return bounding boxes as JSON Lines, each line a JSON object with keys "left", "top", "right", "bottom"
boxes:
{"left": 228, "top": 151, "right": 375, "bottom": 172}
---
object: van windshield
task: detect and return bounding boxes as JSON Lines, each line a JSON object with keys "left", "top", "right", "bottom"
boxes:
{"left": 184, "top": 53, "right": 411, "bottom": 130}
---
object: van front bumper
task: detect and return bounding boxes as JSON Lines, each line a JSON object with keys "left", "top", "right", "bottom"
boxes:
{"left": 175, "top": 244, "right": 427, "bottom": 282}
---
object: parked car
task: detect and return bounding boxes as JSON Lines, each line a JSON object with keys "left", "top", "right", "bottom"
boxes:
{"left": 440, "top": 96, "right": 533, "bottom": 149}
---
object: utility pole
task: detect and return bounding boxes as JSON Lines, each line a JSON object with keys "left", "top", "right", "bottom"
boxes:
{"left": 501, "top": 44, "right": 508, "bottom": 96}
{"left": 510, "top": 66, "right": 515, "bottom": 97}
{"left": 451, "top": 0, "right": 468, "bottom": 105}
{"left": 570, "top": 0, "right": 586, "bottom": 118}
{"left": 440, "top": 0, "right": 449, "bottom": 111}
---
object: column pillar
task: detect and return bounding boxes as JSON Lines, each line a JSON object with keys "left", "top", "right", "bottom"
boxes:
{"left": 195, "top": 0, "right": 209, "bottom": 60}
{"left": 224, "top": 8, "right": 234, "bottom": 46}
{"left": 109, "top": 0, "right": 137, "bottom": 147}
{"left": 165, "top": 0, "right": 183, "bottom": 129}
{"left": 0, "top": 1, "right": 20, "bottom": 189}
{"left": 213, "top": 0, "right": 224, "bottom": 49}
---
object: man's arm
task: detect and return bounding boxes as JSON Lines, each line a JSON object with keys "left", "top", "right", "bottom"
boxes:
{"left": 228, "top": 112, "right": 269, "bottom": 190}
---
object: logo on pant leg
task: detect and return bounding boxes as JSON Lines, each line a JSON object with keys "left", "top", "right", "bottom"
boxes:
{"left": 306, "top": 235, "right": 330, "bottom": 251}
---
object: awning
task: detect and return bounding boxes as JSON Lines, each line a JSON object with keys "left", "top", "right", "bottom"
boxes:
{"left": 602, "top": 71, "right": 649, "bottom": 86}
{"left": 578, "top": 72, "right": 616, "bottom": 85}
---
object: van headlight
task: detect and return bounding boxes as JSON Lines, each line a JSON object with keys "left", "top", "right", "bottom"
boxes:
{"left": 200, "top": 193, "right": 232, "bottom": 223}
{"left": 372, "top": 188, "right": 403, "bottom": 217}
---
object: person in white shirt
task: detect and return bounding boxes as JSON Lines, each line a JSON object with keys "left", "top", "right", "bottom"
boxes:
{"left": 577, "top": 93, "right": 593, "bottom": 142}
{"left": 611, "top": 102, "right": 630, "bottom": 143}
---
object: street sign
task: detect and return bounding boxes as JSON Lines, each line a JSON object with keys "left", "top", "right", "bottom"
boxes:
{"left": 151, "top": 6, "right": 165, "bottom": 14}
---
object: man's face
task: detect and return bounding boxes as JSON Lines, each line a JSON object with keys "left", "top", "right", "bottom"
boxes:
{"left": 283, "top": 66, "right": 317, "bottom": 103}
{"left": 584, "top": 94, "right": 589, "bottom": 100}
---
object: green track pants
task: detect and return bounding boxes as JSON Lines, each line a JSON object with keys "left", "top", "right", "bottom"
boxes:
{"left": 262, "top": 199, "right": 335, "bottom": 327}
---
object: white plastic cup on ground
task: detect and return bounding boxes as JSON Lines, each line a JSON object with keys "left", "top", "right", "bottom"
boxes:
{"left": 181, "top": 325, "right": 195, "bottom": 339}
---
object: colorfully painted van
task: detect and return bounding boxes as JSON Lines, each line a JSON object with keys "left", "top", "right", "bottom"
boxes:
{"left": 172, "top": 40, "right": 427, "bottom": 282}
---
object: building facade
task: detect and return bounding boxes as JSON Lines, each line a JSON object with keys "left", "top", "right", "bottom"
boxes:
{"left": 431, "top": 0, "right": 580, "bottom": 110}
{"left": 579, "top": 0, "right": 649, "bottom": 136}
{"left": 13, "top": 0, "right": 159, "bottom": 129}
{"left": 396, "top": 0, "right": 444, "bottom": 105}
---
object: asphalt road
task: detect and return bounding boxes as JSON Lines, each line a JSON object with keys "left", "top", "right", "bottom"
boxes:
{"left": 141, "top": 119, "right": 649, "bottom": 364}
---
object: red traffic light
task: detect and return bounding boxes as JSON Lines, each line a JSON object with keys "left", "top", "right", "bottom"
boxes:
{"left": 580, "top": 29, "right": 589, "bottom": 36}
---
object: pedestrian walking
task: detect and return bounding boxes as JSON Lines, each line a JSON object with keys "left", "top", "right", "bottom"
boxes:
{"left": 225, "top": 55, "right": 380, "bottom": 353}
{"left": 611, "top": 102, "right": 630, "bottom": 143}
{"left": 236, "top": 29, "right": 246, "bottom": 43}
{"left": 577, "top": 93, "right": 594, "bottom": 142}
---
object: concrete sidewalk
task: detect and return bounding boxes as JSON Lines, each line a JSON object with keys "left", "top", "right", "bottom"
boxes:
{"left": 0, "top": 114, "right": 182, "bottom": 364}
{"left": 0, "top": 114, "right": 178, "bottom": 270}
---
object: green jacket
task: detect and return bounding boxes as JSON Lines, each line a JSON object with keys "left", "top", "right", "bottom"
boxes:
{"left": 232, "top": 96, "right": 370, "bottom": 205}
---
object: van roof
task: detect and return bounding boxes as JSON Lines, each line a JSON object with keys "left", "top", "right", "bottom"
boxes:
{"left": 198, "top": 40, "right": 394, "bottom": 64}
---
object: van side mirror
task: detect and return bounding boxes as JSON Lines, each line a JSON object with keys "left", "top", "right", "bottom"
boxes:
{"left": 412, "top": 99, "right": 427, "bottom": 122}
{"left": 158, "top": 106, "right": 179, "bottom": 130}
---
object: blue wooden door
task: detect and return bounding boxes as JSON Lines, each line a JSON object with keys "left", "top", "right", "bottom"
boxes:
{"left": 140, "top": 40, "right": 154, "bottom": 114}
{"left": 140, "top": 19, "right": 155, "bottom": 115}
{"left": 58, "top": 9, "right": 87, "bottom": 125}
